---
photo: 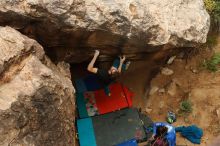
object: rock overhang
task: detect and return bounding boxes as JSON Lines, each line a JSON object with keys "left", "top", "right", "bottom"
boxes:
{"left": 0, "top": 0, "right": 210, "bottom": 63}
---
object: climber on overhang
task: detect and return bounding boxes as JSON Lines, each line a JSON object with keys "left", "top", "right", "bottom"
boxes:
{"left": 87, "top": 50, "right": 130, "bottom": 95}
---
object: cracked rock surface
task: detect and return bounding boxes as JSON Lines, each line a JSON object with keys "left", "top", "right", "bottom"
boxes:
{"left": 0, "top": 26, "right": 75, "bottom": 146}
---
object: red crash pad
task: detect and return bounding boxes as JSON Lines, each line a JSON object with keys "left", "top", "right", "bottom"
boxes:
{"left": 94, "top": 83, "right": 133, "bottom": 114}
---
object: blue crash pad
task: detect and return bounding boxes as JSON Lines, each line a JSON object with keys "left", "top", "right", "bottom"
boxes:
{"left": 116, "top": 139, "right": 138, "bottom": 146}
{"left": 75, "top": 79, "right": 87, "bottom": 93}
{"left": 75, "top": 75, "right": 103, "bottom": 92}
{"left": 84, "top": 74, "right": 103, "bottom": 91}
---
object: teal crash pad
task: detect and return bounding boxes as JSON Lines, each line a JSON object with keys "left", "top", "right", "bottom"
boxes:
{"left": 77, "top": 118, "right": 97, "bottom": 146}
{"left": 76, "top": 92, "right": 88, "bottom": 118}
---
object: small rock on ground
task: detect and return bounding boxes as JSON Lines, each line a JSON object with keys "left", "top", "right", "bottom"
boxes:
{"left": 161, "top": 67, "right": 174, "bottom": 75}
{"left": 149, "top": 86, "right": 159, "bottom": 95}
{"left": 167, "top": 56, "right": 176, "bottom": 65}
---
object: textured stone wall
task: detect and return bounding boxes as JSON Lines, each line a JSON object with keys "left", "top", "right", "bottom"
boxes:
{"left": 0, "top": 26, "right": 75, "bottom": 146}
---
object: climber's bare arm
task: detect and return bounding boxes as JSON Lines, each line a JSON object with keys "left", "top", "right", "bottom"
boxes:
{"left": 118, "top": 55, "right": 126, "bottom": 73}
{"left": 87, "top": 50, "right": 100, "bottom": 73}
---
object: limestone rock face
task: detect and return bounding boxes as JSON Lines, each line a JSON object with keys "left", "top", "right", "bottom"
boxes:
{"left": 0, "top": 0, "right": 210, "bottom": 63}
{"left": 0, "top": 27, "right": 75, "bottom": 146}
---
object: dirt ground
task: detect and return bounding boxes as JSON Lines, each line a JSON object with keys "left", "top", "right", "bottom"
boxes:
{"left": 119, "top": 37, "right": 220, "bottom": 146}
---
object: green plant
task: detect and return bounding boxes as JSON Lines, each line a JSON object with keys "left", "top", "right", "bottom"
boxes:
{"left": 180, "top": 100, "right": 193, "bottom": 113}
{"left": 204, "top": 0, "right": 217, "bottom": 13}
{"left": 213, "top": 1, "right": 220, "bottom": 16}
{"left": 203, "top": 53, "right": 220, "bottom": 72}
{"left": 206, "top": 35, "right": 218, "bottom": 48}
{"left": 204, "top": 0, "right": 220, "bottom": 32}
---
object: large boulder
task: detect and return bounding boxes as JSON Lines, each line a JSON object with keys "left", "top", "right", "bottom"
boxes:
{"left": 0, "top": 0, "right": 210, "bottom": 62}
{"left": 0, "top": 26, "right": 75, "bottom": 146}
